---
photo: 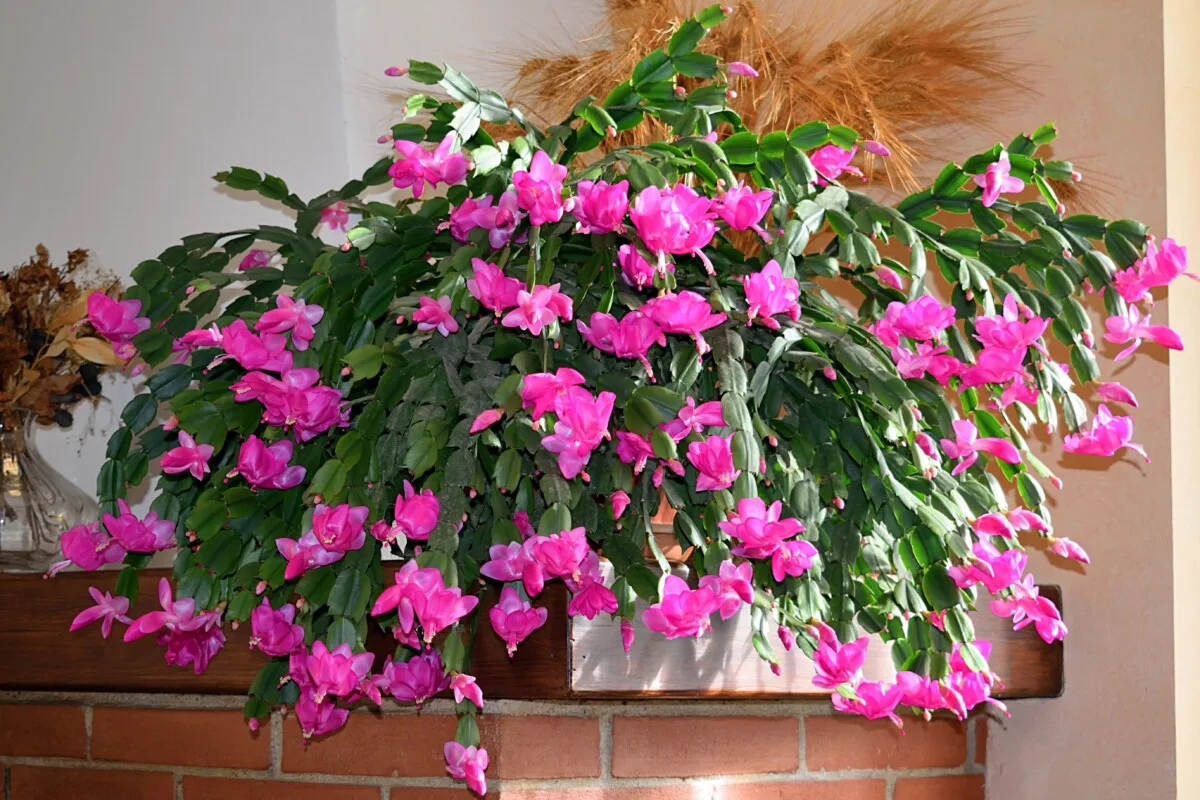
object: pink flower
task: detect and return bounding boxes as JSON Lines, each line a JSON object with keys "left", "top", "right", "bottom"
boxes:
{"left": 502, "top": 283, "right": 573, "bottom": 336}
{"left": 319, "top": 202, "right": 350, "bottom": 231}
{"left": 991, "top": 575, "right": 1067, "bottom": 644}
{"left": 1095, "top": 381, "right": 1138, "bottom": 407}
{"left": 644, "top": 291, "right": 727, "bottom": 355}
{"left": 957, "top": 346, "right": 1030, "bottom": 390}
{"left": 171, "top": 324, "right": 223, "bottom": 362}
{"left": 386, "top": 481, "right": 440, "bottom": 542}
{"left": 216, "top": 319, "right": 291, "bottom": 372}
{"left": 726, "top": 61, "right": 759, "bottom": 77}
{"left": 1049, "top": 537, "right": 1090, "bottom": 564}
{"left": 1139, "top": 237, "right": 1194, "bottom": 287}
{"left": 742, "top": 259, "right": 800, "bottom": 329}
{"left": 662, "top": 396, "right": 726, "bottom": 441}
{"left": 125, "top": 579, "right": 225, "bottom": 674}
{"left": 311, "top": 503, "right": 369, "bottom": 552}
{"left": 947, "top": 641, "right": 1008, "bottom": 717}
{"left": 419, "top": 583, "right": 479, "bottom": 643}
{"left": 255, "top": 295, "right": 324, "bottom": 351}
{"left": 489, "top": 586, "right": 549, "bottom": 656}
{"left": 811, "top": 623, "right": 868, "bottom": 689}
{"left": 276, "top": 532, "right": 345, "bottom": 580}
{"left": 891, "top": 342, "right": 961, "bottom": 385}
{"left": 875, "top": 266, "right": 904, "bottom": 291}
{"left": 51, "top": 521, "right": 126, "bottom": 575}
{"left": 914, "top": 431, "right": 940, "bottom": 463}
{"left": 451, "top": 673, "right": 484, "bottom": 709}
{"left": 235, "top": 435, "right": 306, "bottom": 491}
{"left": 778, "top": 625, "right": 796, "bottom": 651}
{"left": 832, "top": 680, "right": 904, "bottom": 728}
{"left": 480, "top": 541, "right": 541, "bottom": 595}
{"left": 610, "top": 490, "right": 631, "bottom": 519}
{"left": 713, "top": 183, "right": 773, "bottom": 238}
{"left": 686, "top": 434, "right": 741, "bottom": 492}
{"left": 305, "top": 641, "right": 374, "bottom": 702}
{"left": 540, "top": 388, "right": 615, "bottom": 479}
{"left": 629, "top": 184, "right": 717, "bottom": 272}
{"left": 1113, "top": 266, "right": 1152, "bottom": 304}
{"left": 642, "top": 575, "right": 719, "bottom": 639}
{"left": 470, "top": 408, "right": 504, "bottom": 434}
{"left": 698, "top": 560, "right": 754, "bottom": 620}
{"left": 513, "top": 150, "right": 567, "bottom": 226}
{"left": 771, "top": 539, "right": 819, "bottom": 582}
{"left": 159, "top": 430, "right": 214, "bottom": 481}
{"left": 974, "top": 295, "right": 1049, "bottom": 353}
{"left": 449, "top": 195, "right": 489, "bottom": 242}
{"left": 872, "top": 296, "right": 957, "bottom": 345}
{"left": 864, "top": 140, "right": 892, "bottom": 157}
{"left": 390, "top": 134, "right": 469, "bottom": 198}
{"left": 810, "top": 145, "right": 862, "bottom": 184}
{"left": 615, "top": 430, "right": 655, "bottom": 474}
{"left": 371, "top": 561, "right": 443, "bottom": 641}
{"left": 375, "top": 650, "right": 450, "bottom": 706}
{"left": 69, "top": 587, "right": 131, "bottom": 638}
{"left": 520, "top": 368, "right": 587, "bottom": 421}
{"left": 467, "top": 258, "right": 522, "bottom": 315}
{"left": 102, "top": 498, "right": 176, "bottom": 553}
{"left": 475, "top": 191, "right": 523, "bottom": 248}
{"left": 617, "top": 244, "right": 659, "bottom": 289}
{"left": 973, "top": 152, "right": 1025, "bottom": 207}
{"left": 1008, "top": 507, "right": 1049, "bottom": 534}
{"left": 621, "top": 618, "right": 635, "bottom": 652}
{"left": 948, "top": 541, "right": 1026, "bottom": 594}
{"left": 295, "top": 692, "right": 349, "bottom": 739}
{"left": 248, "top": 599, "right": 304, "bottom": 657}
{"left": 571, "top": 179, "right": 629, "bottom": 234}
{"left": 444, "top": 742, "right": 489, "bottom": 797}
{"left": 238, "top": 249, "right": 271, "bottom": 270}
{"left": 569, "top": 580, "right": 619, "bottom": 620}
{"left": 414, "top": 296, "right": 459, "bottom": 337}
{"left": 577, "top": 311, "right": 666, "bottom": 380}
{"left": 1063, "top": 403, "right": 1148, "bottom": 461}
{"left": 939, "top": 419, "right": 1021, "bottom": 476}
{"left": 87, "top": 293, "right": 150, "bottom": 345}
{"left": 718, "top": 497, "right": 805, "bottom": 559}
{"left": 973, "top": 513, "right": 1017, "bottom": 540}
{"left": 1104, "top": 306, "right": 1183, "bottom": 360}
{"left": 529, "top": 527, "right": 590, "bottom": 583}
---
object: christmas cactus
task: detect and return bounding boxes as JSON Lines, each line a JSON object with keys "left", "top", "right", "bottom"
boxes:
{"left": 58, "top": 5, "right": 1185, "bottom": 795}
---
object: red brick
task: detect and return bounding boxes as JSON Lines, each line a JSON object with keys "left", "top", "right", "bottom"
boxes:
{"left": 282, "top": 712, "right": 494, "bottom": 777}
{"left": 975, "top": 717, "right": 988, "bottom": 764}
{"left": 91, "top": 708, "right": 268, "bottom": 769}
{"left": 0, "top": 704, "right": 86, "bottom": 758}
{"left": 498, "top": 790, "right": 693, "bottom": 800}
{"left": 611, "top": 716, "right": 799, "bottom": 777}
{"left": 9, "top": 766, "right": 173, "bottom": 800}
{"left": 805, "top": 716, "right": 966, "bottom": 771}
{"left": 894, "top": 775, "right": 985, "bottom": 800}
{"left": 493, "top": 715, "right": 600, "bottom": 778}
{"left": 183, "top": 777, "right": 382, "bottom": 800}
{"left": 712, "top": 781, "right": 886, "bottom": 799}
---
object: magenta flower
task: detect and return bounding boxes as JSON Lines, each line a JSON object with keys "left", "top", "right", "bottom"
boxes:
{"left": 1050, "top": 537, "right": 1090, "bottom": 564}
{"left": 629, "top": 184, "right": 716, "bottom": 272}
{"left": 872, "top": 296, "right": 957, "bottom": 345}
{"left": 319, "top": 202, "right": 350, "bottom": 231}
{"left": 642, "top": 575, "right": 719, "bottom": 640}
{"left": 248, "top": 598, "right": 304, "bottom": 657}
{"left": 413, "top": 295, "right": 459, "bottom": 337}
{"left": 480, "top": 541, "right": 540, "bottom": 595}
{"left": 419, "top": 583, "right": 479, "bottom": 644}
{"left": 255, "top": 295, "right": 324, "bottom": 351}
{"left": 947, "top": 641, "right": 1008, "bottom": 717}
{"left": 698, "top": 560, "right": 754, "bottom": 620}
{"left": 1139, "top": 236, "right": 1194, "bottom": 287}
{"left": 159, "top": 613, "right": 225, "bottom": 676}
{"left": 238, "top": 248, "right": 271, "bottom": 271}
{"left": 520, "top": 368, "right": 586, "bottom": 421}
{"left": 390, "top": 134, "right": 469, "bottom": 198}
{"left": 489, "top": 585, "right": 549, "bottom": 656}
{"left": 939, "top": 419, "right": 1021, "bottom": 476}
{"left": 686, "top": 433, "right": 740, "bottom": 492}
{"left": 387, "top": 480, "right": 440, "bottom": 542}
{"left": 975, "top": 295, "right": 1049, "bottom": 353}
{"left": 718, "top": 497, "right": 805, "bottom": 560}
{"left": 1095, "top": 381, "right": 1138, "bottom": 407}
{"left": 662, "top": 396, "right": 725, "bottom": 441}
{"left": 276, "top": 533, "right": 345, "bottom": 580}
{"left": 956, "top": 346, "right": 1030, "bottom": 390}
{"left": 742, "top": 259, "right": 801, "bottom": 329}
{"left": 102, "top": 498, "right": 176, "bottom": 553}
{"left": 569, "top": 579, "right": 619, "bottom": 620}
{"left": 50, "top": 521, "right": 126, "bottom": 576}
{"left": 571, "top": 179, "right": 629, "bottom": 234}
{"left": 1113, "top": 266, "right": 1152, "bottom": 304}
{"left": 305, "top": 641, "right": 374, "bottom": 702}
{"left": 610, "top": 490, "right": 631, "bottom": 519}
{"left": 86, "top": 293, "right": 150, "bottom": 346}
{"left": 771, "top": 539, "right": 819, "bottom": 582}
{"left": 832, "top": 680, "right": 904, "bottom": 729}
{"left": 451, "top": 673, "right": 484, "bottom": 709}
{"left": 502, "top": 283, "right": 573, "bottom": 336}
{"left": 70, "top": 587, "right": 131, "bottom": 639}
{"left": 948, "top": 541, "right": 1026, "bottom": 594}
{"left": 810, "top": 145, "right": 862, "bottom": 184}
{"left": 973, "top": 512, "right": 1017, "bottom": 540}
{"left": 371, "top": 560, "right": 446, "bottom": 641}
{"left": 621, "top": 618, "right": 635, "bottom": 652}
{"left": 811, "top": 623, "right": 868, "bottom": 689}
{"left": 235, "top": 435, "right": 306, "bottom": 491}
{"left": 529, "top": 527, "right": 590, "bottom": 583}
{"left": 159, "top": 430, "right": 214, "bottom": 481}
{"left": 295, "top": 692, "right": 349, "bottom": 740}
{"left": 470, "top": 408, "right": 504, "bottom": 434}
{"left": 124, "top": 578, "right": 200, "bottom": 641}
{"left": 617, "top": 244, "right": 659, "bottom": 289}
{"left": 644, "top": 291, "right": 727, "bottom": 355}
{"left": 540, "top": 388, "right": 615, "bottom": 479}
{"left": 891, "top": 342, "right": 961, "bottom": 385}
{"left": 714, "top": 182, "right": 773, "bottom": 238}
{"left": 444, "top": 742, "right": 489, "bottom": 797}
{"left": 1103, "top": 306, "right": 1183, "bottom": 360}
{"left": 1008, "top": 507, "right": 1049, "bottom": 533}
{"left": 448, "top": 195, "right": 489, "bottom": 242}
{"left": 476, "top": 190, "right": 523, "bottom": 248}
{"left": 864, "top": 140, "right": 892, "bottom": 157}
{"left": 615, "top": 430, "right": 655, "bottom": 474}
{"left": 726, "top": 61, "right": 759, "bottom": 77}
{"left": 467, "top": 258, "right": 522, "bottom": 316}
{"left": 171, "top": 324, "right": 223, "bottom": 362}
{"left": 875, "top": 265, "right": 904, "bottom": 291}
{"left": 513, "top": 150, "right": 568, "bottom": 226}
{"left": 990, "top": 575, "right": 1067, "bottom": 644}
{"left": 1063, "top": 403, "right": 1148, "bottom": 461}
{"left": 375, "top": 650, "right": 450, "bottom": 706}
{"left": 216, "top": 319, "right": 290, "bottom": 373}
{"left": 973, "top": 152, "right": 1025, "bottom": 208}
{"left": 577, "top": 311, "right": 666, "bottom": 380}
{"left": 311, "top": 503, "right": 368, "bottom": 553}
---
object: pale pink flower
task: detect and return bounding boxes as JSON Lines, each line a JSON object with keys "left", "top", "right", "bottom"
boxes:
{"left": 470, "top": 408, "right": 504, "bottom": 434}
{"left": 444, "top": 742, "right": 489, "bottom": 797}
{"left": 276, "top": 531, "right": 345, "bottom": 580}
{"left": 413, "top": 296, "right": 459, "bottom": 337}
{"left": 629, "top": 184, "right": 717, "bottom": 272}
{"left": 451, "top": 673, "right": 484, "bottom": 709}
{"left": 520, "top": 368, "right": 587, "bottom": 421}
{"left": 540, "top": 388, "right": 615, "bottom": 479}
{"left": 973, "top": 152, "right": 1025, "bottom": 208}
{"left": 86, "top": 293, "right": 150, "bottom": 346}
{"left": 742, "top": 259, "right": 800, "bottom": 329}
{"left": 159, "top": 430, "right": 214, "bottom": 481}
{"left": 811, "top": 623, "right": 868, "bottom": 690}
{"left": 662, "top": 396, "right": 725, "bottom": 441}
{"left": 69, "top": 587, "right": 131, "bottom": 639}
{"left": 642, "top": 575, "right": 719, "bottom": 639}
{"left": 577, "top": 311, "right": 666, "bottom": 380}
{"left": 948, "top": 540, "right": 1026, "bottom": 594}
{"left": 1095, "top": 381, "right": 1138, "bottom": 407}
{"left": 238, "top": 248, "right": 271, "bottom": 271}
{"left": 939, "top": 419, "right": 1021, "bottom": 475}
{"left": 698, "top": 560, "right": 754, "bottom": 620}
{"left": 489, "top": 586, "right": 549, "bottom": 656}
{"left": 49, "top": 522, "right": 126, "bottom": 576}
{"left": 810, "top": 145, "right": 862, "bottom": 184}
{"left": 513, "top": 150, "right": 568, "bottom": 226}
{"left": 713, "top": 182, "right": 773, "bottom": 238}
{"left": 467, "top": 258, "right": 521, "bottom": 315}
{"left": 644, "top": 291, "right": 727, "bottom": 354}
{"left": 1049, "top": 537, "right": 1090, "bottom": 564}
{"left": 248, "top": 598, "right": 304, "bottom": 657}
{"left": 617, "top": 244, "right": 659, "bottom": 289}
{"left": 502, "top": 283, "right": 573, "bottom": 335}
{"left": 102, "top": 498, "right": 176, "bottom": 553}
{"left": 571, "top": 179, "right": 629, "bottom": 234}
{"left": 255, "top": 295, "right": 324, "bottom": 351}
{"left": 235, "top": 435, "right": 306, "bottom": 491}
{"left": 1063, "top": 403, "right": 1148, "bottom": 461}
{"left": 832, "top": 680, "right": 904, "bottom": 729}
{"left": 687, "top": 433, "right": 740, "bottom": 492}
{"left": 1104, "top": 306, "right": 1183, "bottom": 360}
{"left": 319, "top": 202, "right": 350, "bottom": 231}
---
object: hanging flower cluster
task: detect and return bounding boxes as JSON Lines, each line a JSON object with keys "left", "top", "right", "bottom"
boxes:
{"left": 57, "top": 6, "right": 1185, "bottom": 795}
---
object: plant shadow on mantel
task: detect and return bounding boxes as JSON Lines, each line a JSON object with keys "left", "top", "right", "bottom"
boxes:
{"left": 39, "top": 3, "right": 1178, "bottom": 795}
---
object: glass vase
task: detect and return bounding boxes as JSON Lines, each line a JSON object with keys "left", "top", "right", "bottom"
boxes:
{"left": 0, "top": 412, "right": 98, "bottom": 572}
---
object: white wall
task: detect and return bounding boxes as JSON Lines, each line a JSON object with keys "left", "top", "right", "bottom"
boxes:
{"left": 0, "top": 0, "right": 349, "bottom": 498}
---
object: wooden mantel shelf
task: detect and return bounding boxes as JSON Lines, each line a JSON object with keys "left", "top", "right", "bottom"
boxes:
{"left": 0, "top": 569, "right": 1062, "bottom": 700}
